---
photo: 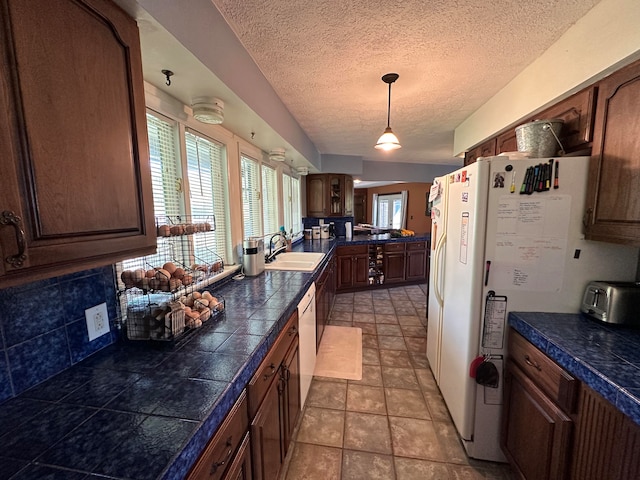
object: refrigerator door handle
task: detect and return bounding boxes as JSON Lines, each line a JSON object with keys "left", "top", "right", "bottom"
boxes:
{"left": 433, "top": 231, "right": 447, "bottom": 307}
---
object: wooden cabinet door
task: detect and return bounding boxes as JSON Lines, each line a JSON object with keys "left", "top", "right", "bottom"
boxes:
{"left": 336, "top": 253, "right": 355, "bottom": 290}
{"left": 306, "top": 175, "right": 327, "bottom": 217}
{"left": 344, "top": 175, "right": 354, "bottom": 216}
{"left": 585, "top": 59, "right": 640, "bottom": 245}
{"left": 0, "top": 0, "right": 155, "bottom": 287}
{"left": 501, "top": 361, "right": 572, "bottom": 480}
{"left": 464, "top": 138, "right": 496, "bottom": 166}
{"left": 251, "top": 376, "right": 285, "bottom": 480}
{"left": 282, "top": 337, "right": 300, "bottom": 454}
{"left": 223, "top": 432, "right": 252, "bottom": 480}
{"left": 570, "top": 384, "right": 640, "bottom": 480}
{"left": 406, "top": 248, "right": 427, "bottom": 281}
{"left": 496, "top": 130, "right": 519, "bottom": 154}
{"left": 536, "top": 87, "right": 597, "bottom": 154}
{"left": 384, "top": 252, "right": 405, "bottom": 283}
{"left": 353, "top": 254, "right": 370, "bottom": 288}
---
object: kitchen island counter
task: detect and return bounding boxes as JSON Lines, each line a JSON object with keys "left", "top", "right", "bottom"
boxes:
{"left": 509, "top": 312, "right": 640, "bottom": 426}
{"left": 0, "top": 234, "right": 428, "bottom": 480}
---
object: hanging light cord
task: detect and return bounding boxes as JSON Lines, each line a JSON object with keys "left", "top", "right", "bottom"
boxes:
{"left": 386, "top": 81, "right": 392, "bottom": 128}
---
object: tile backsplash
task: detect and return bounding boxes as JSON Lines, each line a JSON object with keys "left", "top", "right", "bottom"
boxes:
{"left": 0, "top": 265, "right": 118, "bottom": 402}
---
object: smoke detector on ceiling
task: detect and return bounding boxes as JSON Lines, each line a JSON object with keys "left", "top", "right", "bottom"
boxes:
{"left": 296, "top": 167, "right": 309, "bottom": 176}
{"left": 269, "top": 148, "right": 286, "bottom": 162}
{"left": 191, "top": 97, "right": 224, "bottom": 124}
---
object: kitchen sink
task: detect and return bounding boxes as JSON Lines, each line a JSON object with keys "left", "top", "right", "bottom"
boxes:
{"left": 264, "top": 252, "right": 325, "bottom": 272}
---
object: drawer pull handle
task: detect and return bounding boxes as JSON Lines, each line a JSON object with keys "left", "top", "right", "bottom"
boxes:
{"left": 289, "top": 326, "right": 297, "bottom": 336}
{"left": 0, "top": 211, "right": 26, "bottom": 268}
{"left": 210, "top": 436, "right": 234, "bottom": 474}
{"left": 263, "top": 363, "right": 277, "bottom": 380}
{"left": 524, "top": 355, "right": 542, "bottom": 371}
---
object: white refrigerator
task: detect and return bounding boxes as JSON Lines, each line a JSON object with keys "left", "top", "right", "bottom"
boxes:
{"left": 426, "top": 156, "right": 639, "bottom": 462}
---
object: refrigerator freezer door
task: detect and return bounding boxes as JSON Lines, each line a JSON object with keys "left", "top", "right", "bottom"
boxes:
{"left": 427, "top": 176, "right": 448, "bottom": 384}
{"left": 438, "top": 161, "right": 490, "bottom": 441}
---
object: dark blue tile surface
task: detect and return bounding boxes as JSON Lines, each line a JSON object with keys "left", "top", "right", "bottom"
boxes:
{"left": 0, "top": 397, "right": 51, "bottom": 437}
{"left": 7, "top": 328, "right": 71, "bottom": 395}
{"left": 509, "top": 312, "right": 640, "bottom": 426}
{"left": 38, "top": 409, "right": 147, "bottom": 472}
{"left": 0, "top": 404, "right": 96, "bottom": 461}
{"left": 0, "top": 353, "right": 12, "bottom": 403}
{"left": 66, "top": 317, "right": 112, "bottom": 364}
{"left": 21, "top": 366, "right": 94, "bottom": 402}
{"left": 8, "top": 464, "right": 86, "bottom": 480}
{"left": 1, "top": 284, "right": 65, "bottom": 348}
{"left": 60, "top": 369, "right": 141, "bottom": 407}
{"left": 60, "top": 274, "right": 109, "bottom": 321}
{"left": 216, "top": 333, "right": 264, "bottom": 356}
{"left": 0, "top": 456, "right": 29, "bottom": 480}
{"left": 94, "top": 415, "right": 197, "bottom": 480}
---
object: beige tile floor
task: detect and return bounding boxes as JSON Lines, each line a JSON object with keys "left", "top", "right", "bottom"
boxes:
{"left": 283, "top": 285, "right": 515, "bottom": 480}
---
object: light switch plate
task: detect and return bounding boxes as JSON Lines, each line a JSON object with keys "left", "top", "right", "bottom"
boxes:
{"left": 85, "top": 302, "right": 110, "bottom": 341}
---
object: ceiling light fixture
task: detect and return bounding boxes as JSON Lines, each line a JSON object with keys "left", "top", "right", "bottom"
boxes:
{"left": 191, "top": 97, "right": 224, "bottom": 124}
{"left": 269, "top": 147, "right": 286, "bottom": 162}
{"left": 375, "top": 73, "right": 401, "bottom": 151}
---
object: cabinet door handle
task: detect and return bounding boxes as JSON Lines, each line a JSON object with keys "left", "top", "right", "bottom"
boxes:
{"left": 583, "top": 207, "right": 593, "bottom": 228}
{"left": 288, "top": 326, "right": 297, "bottom": 336}
{"left": 0, "top": 211, "right": 26, "bottom": 268}
{"left": 524, "top": 355, "right": 542, "bottom": 371}
{"left": 210, "top": 436, "right": 234, "bottom": 474}
{"left": 263, "top": 363, "right": 277, "bottom": 380}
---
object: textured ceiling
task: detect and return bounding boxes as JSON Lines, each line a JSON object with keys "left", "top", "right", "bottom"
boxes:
{"left": 211, "top": 0, "right": 600, "bottom": 164}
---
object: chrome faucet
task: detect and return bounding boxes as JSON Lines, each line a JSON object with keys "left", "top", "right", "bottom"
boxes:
{"left": 266, "top": 232, "right": 287, "bottom": 263}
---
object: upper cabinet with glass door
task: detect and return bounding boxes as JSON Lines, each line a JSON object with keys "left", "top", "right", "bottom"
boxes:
{"left": 306, "top": 174, "right": 354, "bottom": 217}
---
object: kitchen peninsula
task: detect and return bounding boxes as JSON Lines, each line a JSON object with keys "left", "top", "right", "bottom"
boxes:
{"left": 0, "top": 234, "right": 428, "bottom": 480}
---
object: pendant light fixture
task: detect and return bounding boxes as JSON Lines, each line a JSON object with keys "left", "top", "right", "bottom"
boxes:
{"left": 375, "top": 73, "right": 401, "bottom": 151}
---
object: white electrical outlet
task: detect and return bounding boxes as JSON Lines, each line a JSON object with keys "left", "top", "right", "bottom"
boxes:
{"left": 85, "top": 302, "right": 110, "bottom": 341}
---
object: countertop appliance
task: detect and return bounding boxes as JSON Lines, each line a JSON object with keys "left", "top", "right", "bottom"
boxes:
{"left": 242, "top": 237, "right": 264, "bottom": 276}
{"left": 581, "top": 281, "right": 640, "bottom": 326}
{"left": 298, "top": 282, "right": 317, "bottom": 407}
{"left": 427, "top": 156, "right": 639, "bottom": 462}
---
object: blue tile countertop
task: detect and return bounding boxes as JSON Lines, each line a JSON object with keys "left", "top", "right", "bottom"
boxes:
{"left": 509, "top": 312, "right": 640, "bottom": 426}
{"left": 0, "top": 234, "right": 429, "bottom": 480}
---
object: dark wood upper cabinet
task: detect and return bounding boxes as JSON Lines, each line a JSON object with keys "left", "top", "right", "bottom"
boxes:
{"left": 585, "top": 59, "right": 640, "bottom": 246}
{"left": 496, "top": 130, "right": 519, "bottom": 154}
{"left": 464, "top": 138, "right": 496, "bottom": 166}
{"left": 535, "top": 86, "right": 597, "bottom": 154}
{"left": 0, "top": 0, "right": 155, "bottom": 287}
{"left": 306, "top": 174, "right": 354, "bottom": 217}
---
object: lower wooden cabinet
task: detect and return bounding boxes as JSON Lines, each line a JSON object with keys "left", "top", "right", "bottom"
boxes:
{"left": 336, "top": 245, "right": 369, "bottom": 290}
{"left": 187, "top": 391, "right": 250, "bottom": 480}
{"left": 502, "top": 360, "right": 573, "bottom": 480}
{"left": 571, "top": 384, "right": 640, "bottom": 480}
{"left": 248, "top": 311, "right": 300, "bottom": 480}
{"left": 406, "top": 241, "right": 428, "bottom": 281}
{"left": 383, "top": 243, "right": 406, "bottom": 284}
{"left": 223, "top": 432, "right": 252, "bottom": 480}
{"left": 315, "top": 256, "right": 335, "bottom": 349}
{"left": 503, "top": 328, "right": 640, "bottom": 480}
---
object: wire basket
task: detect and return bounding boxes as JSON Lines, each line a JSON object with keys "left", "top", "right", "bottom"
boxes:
{"left": 120, "top": 290, "right": 225, "bottom": 342}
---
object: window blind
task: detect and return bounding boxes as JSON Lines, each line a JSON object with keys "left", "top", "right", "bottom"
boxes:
{"left": 262, "top": 164, "right": 278, "bottom": 235}
{"left": 283, "top": 174, "right": 292, "bottom": 235}
{"left": 146, "top": 112, "right": 181, "bottom": 220}
{"left": 185, "top": 130, "right": 229, "bottom": 264}
{"left": 291, "top": 176, "right": 301, "bottom": 234}
{"left": 241, "top": 155, "right": 262, "bottom": 238}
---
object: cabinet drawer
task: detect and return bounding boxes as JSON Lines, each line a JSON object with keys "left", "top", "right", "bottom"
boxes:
{"left": 188, "top": 390, "right": 249, "bottom": 480}
{"left": 509, "top": 330, "right": 578, "bottom": 413}
{"left": 337, "top": 245, "right": 368, "bottom": 256}
{"left": 406, "top": 241, "right": 427, "bottom": 251}
{"left": 384, "top": 243, "right": 406, "bottom": 253}
{"left": 248, "top": 311, "right": 299, "bottom": 417}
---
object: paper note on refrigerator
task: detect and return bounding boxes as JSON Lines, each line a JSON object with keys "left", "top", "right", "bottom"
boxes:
{"left": 492, "top": 195, "right": 571, "bottom": 291}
